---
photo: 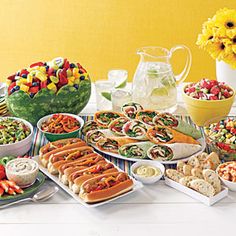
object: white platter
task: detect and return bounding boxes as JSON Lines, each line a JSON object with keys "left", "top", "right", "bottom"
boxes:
{"left": 164, "top": 176, "right": 228, "bottom": 206}
{"left": 33, "top": 155, "right": 143, "bottom": 208}
{"left": 92, "top": 137, "right": 206, "bottom": 164}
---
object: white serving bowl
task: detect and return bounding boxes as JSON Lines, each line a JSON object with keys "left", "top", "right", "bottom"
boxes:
{"left": 0, "top": 117, "right": 34, "bottom": 157}
{"left": 131, "top": 160, "right": 165, "bottom": 184}
{"left": 6, "top": 158, "right": 39, "bottom": 188}
{"left": 216, "top": 164, "right": 236, "bottom": 191}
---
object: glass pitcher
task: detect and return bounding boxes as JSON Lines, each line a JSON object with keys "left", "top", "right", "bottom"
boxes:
{"left": 132, "top": 46, "right": 191, "bottom": 112}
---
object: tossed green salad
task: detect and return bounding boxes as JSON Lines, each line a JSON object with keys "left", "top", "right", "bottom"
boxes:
{"left": 0, "top": 118, "right": 31, "bottom": 144}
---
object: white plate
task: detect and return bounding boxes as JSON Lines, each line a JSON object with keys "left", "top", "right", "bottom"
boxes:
{"left": 33, "top": 155, "right": 143, "bottom": 208}
{"left": 93, "top": 137, "right": 206, "bottom": 164}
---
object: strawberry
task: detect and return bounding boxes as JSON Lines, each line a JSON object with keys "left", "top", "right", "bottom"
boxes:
{"left": 188, "top": 87, "right": 196, "bottom": 93}
{"left": 20, "top": 69, "right": 29, "bottom": 76}
{"left": 30, "top": 62, "right": 44, "bottom": 68}
{"left": 200, "top": 79, "right": 211, "bottom": 90}
{"left": 40, "top": 81, "right": 47, "bottom": 89}
{"left": 59, "top": 68, "right": 68, "bottom": 85}
{"left": 7, "top": 74, "right": 16, "bottom": 81}
{"left": 0, "top": 165, "right": 6, "bottom": 180}
{"left": 0, "top": 187, "right": 4, "bottom": 196}
{"left": 47, "top": 67, "right": 54, "bottom": 76}
{"left": 29, "top": 86, "right": 39, "bottom": 94}
{"left": 63, "top": 59, "right": 70, "bottom": 70}
{"left": 209, "top": 80, "right": 218, "bottom": 87}
{"left": 210, "top": 86, "right": 220, "bottom": 95}
{"left": 8, "top": 82, "right": 16, "bottom": 95}
{"left": 223, "top": 90, "right": 230, "bottom": 98}
{"left": 209, "top": 95, "right": 218, "bottom": 100}
{"left": 230, "top": 128, "right": 236, "bottom": 135}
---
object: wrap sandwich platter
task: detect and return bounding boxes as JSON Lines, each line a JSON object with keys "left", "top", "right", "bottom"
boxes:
{"left": 84, "top": 105, "right": 205, "bottom": 164}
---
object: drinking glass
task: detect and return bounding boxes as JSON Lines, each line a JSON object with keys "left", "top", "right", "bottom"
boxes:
{"left": 95, "top": 80, "right": 115, "bottom": 110}
{"left": 111, "top": 89, "right": 132, "bottom": 112}
{"left": 108, "top": 69, "right": 128, "bottom": 88}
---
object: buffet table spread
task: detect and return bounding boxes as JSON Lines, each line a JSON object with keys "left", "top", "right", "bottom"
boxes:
{"left": 1, "top": 84, "right": 236, "bottom": 235}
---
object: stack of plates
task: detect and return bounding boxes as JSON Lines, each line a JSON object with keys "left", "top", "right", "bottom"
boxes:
{"left": 0, "top": 96, "right": 8, "bottom": 116}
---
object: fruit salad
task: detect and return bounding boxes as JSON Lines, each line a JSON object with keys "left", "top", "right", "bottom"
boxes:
{"left": 7, "top": 57, "right": 89, "bottom": 97}
{"left": 184, "top": 79, "right": 234, "bottom": 100}
{"left": 6, "top": 57, "right": 91, "bottom": 124}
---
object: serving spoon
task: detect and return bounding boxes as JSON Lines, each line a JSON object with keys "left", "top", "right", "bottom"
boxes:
{"left": 0, "top": 186, "right": 59, "bottom": 209}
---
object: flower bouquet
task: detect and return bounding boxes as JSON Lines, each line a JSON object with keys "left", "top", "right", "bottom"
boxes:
{"left": 196, "top": 8, "right": 236, "bottom": 68}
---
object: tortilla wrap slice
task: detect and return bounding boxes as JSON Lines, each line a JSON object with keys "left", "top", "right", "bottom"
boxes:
{"left": 153, "top": 113, "right": 201, "bottom": 139}
{"left": 96, "top": 137, "right": 139, "bottom": 154}
{"left": 85, "top": 129, "right": 113, "bottom": 145}
{"left": 174, "top": 119, "right": 202, "bottom": 140}
{"left": 119, "top": 141, "right": 154, "bottom": 159}
{"left": 94, "top": 111, "right": 123, "bottom": 128}
{"left": 135, "top": 110, "right": 159, "bottom": 126}
{"left": 121, "top": 102, "right": 144, "bottom": 119}
{"left": 108, "top": 117, "right": 130, "bottom": 136}
{"left": 122, "top": 120, "right": 148, "bottom": 140}
{"left": 146, "top": 126, "right": 199, "bottom": 145}
{"left": 147, "top": 143, "right": 202, "bottom": 161}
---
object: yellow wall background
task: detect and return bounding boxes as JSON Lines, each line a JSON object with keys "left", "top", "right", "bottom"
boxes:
{"left": 0, "top": 0, "right": 235, "bottom": 82}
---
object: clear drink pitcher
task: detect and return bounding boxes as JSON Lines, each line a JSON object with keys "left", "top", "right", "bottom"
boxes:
{"left": 132, "top": 46, "right": 192, "bottom": 112}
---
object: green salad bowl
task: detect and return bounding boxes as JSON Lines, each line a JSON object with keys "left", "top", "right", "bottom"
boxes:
{"left": 37, "top": 113, "right": 84, "bottom": 142}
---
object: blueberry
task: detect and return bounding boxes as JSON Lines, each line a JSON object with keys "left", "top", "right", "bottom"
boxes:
{"left": 70, "top": 63, "right": 76, "bottom": 68}
{"left": 79, "top": 69, "right": 83, "bottom": 74}
{"left": 10, "top": 88, "right": 15, "bottom": 93}
{"left": 46, "top": 66, "right": 49, "bottom": 71}
{"left": 80, "top": 76, "right": 85, "bottom": 80}
{"left": 16, "top": 72, "right": 20, "bottom": 76}
{"left": 44, "top": 62, "right": 47, "bottom": 66}
{"left": 32, "top": 82, "right": 39, "bottom": 86}
{"left": 14, "top": 85, "right": 20, "bottom": 90}
{"left": 21, "top": 74, "right": 27, "bottom": 78}
{"left": 30, "top": 93, "right": 34, "bottom": 98}
{"left": 74, "top": 84, "right": 79, "bottom": 89}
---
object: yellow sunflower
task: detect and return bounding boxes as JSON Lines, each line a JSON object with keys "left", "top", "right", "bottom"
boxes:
{"left": 205, "top": 40, "right": 229, "bottom": 60}
{"left": 214, "top": 8, "right": 236, "bottom": 37}
{"left": 196, "top": 28, "right": 214, "bottom": 47}
{"left": 197, "top": 8, "right": 236, "bottom": 68}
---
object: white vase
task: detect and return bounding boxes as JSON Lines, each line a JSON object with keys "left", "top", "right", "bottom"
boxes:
{"left": 216, "top": 60, "right": 236, "bottom": 89}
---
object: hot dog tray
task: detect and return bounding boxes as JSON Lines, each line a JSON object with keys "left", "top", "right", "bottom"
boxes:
{"left": 33, "top": 155, "right": 143, "bottom": 208}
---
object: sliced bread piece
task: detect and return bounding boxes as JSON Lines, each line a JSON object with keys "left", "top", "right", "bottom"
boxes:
{"left": 189, "top": 179, "right": 216, "bottom": 197}
{"left": 179, "top": 176, "right": 199, "bottom": 187}
{"left": 166, "top": 169, "right": 184, "bottom": 182}
{"left": 203, "top": 169, "right": 221, "bottom": 193}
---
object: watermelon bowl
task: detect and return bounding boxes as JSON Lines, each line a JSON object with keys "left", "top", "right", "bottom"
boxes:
{"left": 5, "top": 57, "right": 91, "bottom": 125}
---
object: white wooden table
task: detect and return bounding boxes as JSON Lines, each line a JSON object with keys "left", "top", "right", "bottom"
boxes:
{"left": 1, "top": 84, "right": 236, "bottom": 235}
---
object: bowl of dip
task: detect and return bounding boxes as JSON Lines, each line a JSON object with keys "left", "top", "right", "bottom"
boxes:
{"left": 5, "top": 158, "right": 39, "bottom": 188}
{"left": 131, "top": 160, "right": 165, "bottom": 184}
